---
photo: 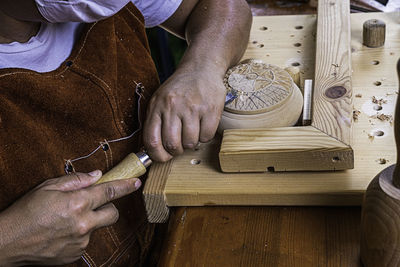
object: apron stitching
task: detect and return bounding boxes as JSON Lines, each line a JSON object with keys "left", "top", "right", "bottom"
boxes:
{"left": 98, "top": 232, "right": 136, "bottom": 267}
{"left": 82, "top": 251, "right": 97, "bottom": 267}
{"left": 107, "top": 226, "right": 119, "bottom": 247}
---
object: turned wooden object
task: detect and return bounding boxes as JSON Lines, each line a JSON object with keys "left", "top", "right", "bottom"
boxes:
{"left": 95, "top": 152, "right": 151, "bottom": 184}
{"left": 363, "top": 19, "right": 386, "bottom": 48}
{"left": 218, "top": 61, "right": 303, "bottom": 132}
{"left": 360, "top": 60, "right": 400, "bottom": 266}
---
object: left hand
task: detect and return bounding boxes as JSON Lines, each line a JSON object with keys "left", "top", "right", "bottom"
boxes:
{"left": 143, "top": 69, "right": 226, "bottom": 162}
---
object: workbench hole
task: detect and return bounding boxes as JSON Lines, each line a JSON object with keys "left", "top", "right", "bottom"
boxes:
{"left": 295, "top": 26, "right": 303, "bottom": 30}
{"left": 374, "top": 81, "right": 382, "bottom": 86}
{"left": 257, "top": 44, "right": 265, "bottom": 48}
{"left": 373, "top": 130, "right": 384, "bottom": 137}
{"left": 371, "top": 60, "right": 380, "bottom": 65}
{"left": 267, "top": 166, "right": 275, "bottom": 172}
{"left": 332, "top": 156, "right": 340, "bottom": 162}
{"left": 259, "top": 26, "right": 268, "bottom": 31}
{"left": 252, "top": 40, "right": 258, "bottom": 44}
{"left": 190, "top": 159, "right": 201, "bottom": 165}
{"left": 378, "top": 158, "right": 387, "bottom": 165}
{"left": 294, "top": 43, "right": 302, "bottom": 47}
{"left": 291, "top": 62, "right": 301, "bottom": 67}
{"left": 373, "top": 105, "right": 383, "bottom": 111}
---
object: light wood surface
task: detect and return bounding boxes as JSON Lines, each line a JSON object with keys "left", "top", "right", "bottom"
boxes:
{"left": 219, "top": 126, "right": 353, "bottom": 172}
{"left": 312, "top": 0, "right": 353, "bottom": 146}
{"left": 143, "top": 12, "right": 399, "bottom": 223}
{"left": 95, "top": 153, "right": 146, "bottom": 184}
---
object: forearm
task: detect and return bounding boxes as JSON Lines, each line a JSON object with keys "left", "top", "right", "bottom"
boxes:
{"left": 0, "top": 210, "right": 23, "bottom": 266}
{"left": 179, "top": 0, "right": 252, "bottom": 78}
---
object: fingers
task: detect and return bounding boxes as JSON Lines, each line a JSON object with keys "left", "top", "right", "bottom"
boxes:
{"left": 199, "top": 112, "right": 220, "bottom": 143}
{"left": 182, "top": 116, "right": 200, "bottom": 149}
{"left": 85, "top": 178, "right": 141, "bottom": 209}
{"left": 45, "top": 171, "right": 102, "bottom": 191}
{"left": 162, "top": 114, "right": 184, "bottom": 155}
{"left": 143, "top": 112, "right": 173, "bottom": 162}
{"left": 91, "top": 203, "right": 120, "bottom": 230}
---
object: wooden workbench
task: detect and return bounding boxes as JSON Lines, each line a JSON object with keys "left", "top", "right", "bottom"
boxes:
{"left": 145, "top": 12, "right": 398, "bottom": 222}
{"left": 152, "top": 11, "right": 399, "bottom": 266}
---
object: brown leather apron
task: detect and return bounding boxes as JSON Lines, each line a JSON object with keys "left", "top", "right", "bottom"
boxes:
{"left": 0, "top": 3, "right": 159, "bottom": 266}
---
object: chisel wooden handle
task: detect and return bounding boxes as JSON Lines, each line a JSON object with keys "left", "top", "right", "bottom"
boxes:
{"left": 95, "top": 152, "right": 152, "bottom": 184}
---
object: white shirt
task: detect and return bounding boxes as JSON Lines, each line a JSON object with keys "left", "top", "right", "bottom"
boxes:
{"left": 0, "top": 0, "right": 182, "bottom": 72}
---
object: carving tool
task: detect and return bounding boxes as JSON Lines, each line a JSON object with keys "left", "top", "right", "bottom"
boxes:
{"left": 95, "top": 151, "right": 152, "bottom": 184}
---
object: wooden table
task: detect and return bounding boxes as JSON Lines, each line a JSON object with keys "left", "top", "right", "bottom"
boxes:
{"left": 153, "top": 8, "right": 399, "bottom": 267}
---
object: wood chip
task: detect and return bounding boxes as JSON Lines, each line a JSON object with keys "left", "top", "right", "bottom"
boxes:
{"left": 368, "top": 133, "right": 374, "bottom": 141}
{"left": 372, "top": 96, "right": 387, "bottom": 105}
{"left": 353, "top": 110, "right": 361, "bottom": 122}
{"left": 355, "top": 94, "right": 362, "bottom": 98}
{"left": 370, "top": 113, "right": 393, "bottom": 125}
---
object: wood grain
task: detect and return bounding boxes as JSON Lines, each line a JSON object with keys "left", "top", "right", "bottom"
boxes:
{"left": 312, "top": 0, "right": 353, "bottom": 145}
{"left": 158, "top": 206, "right": 361, "bottom": 267}
{"left": 219, "top": 126, "right": 353, "bottom": 172}
{"left": 143, "top": 160, "right": 172, "bottom": 223}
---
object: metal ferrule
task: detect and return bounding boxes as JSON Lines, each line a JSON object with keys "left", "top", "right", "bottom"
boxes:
{"left": 137, "top": 152, "right": 152, "bottom": 168}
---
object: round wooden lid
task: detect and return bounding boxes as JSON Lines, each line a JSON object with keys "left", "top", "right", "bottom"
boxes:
{"left": 224, "top": 62, "right": 294, "bottom": 115}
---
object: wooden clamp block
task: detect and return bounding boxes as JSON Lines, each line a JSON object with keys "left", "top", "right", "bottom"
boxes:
{"left": 219, "top": 0, "right": 354, "bottom": 172}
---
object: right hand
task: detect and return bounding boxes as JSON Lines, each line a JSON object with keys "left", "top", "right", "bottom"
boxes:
{"left": 0, "top": 170, "right": 141, "bottom": 266}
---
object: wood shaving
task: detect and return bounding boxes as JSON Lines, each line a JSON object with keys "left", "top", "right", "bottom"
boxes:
{"left": 355, "top": 94, "right": 362, "bottom": 98}
{"left": 368, "top": 133, "right": 374, "bottom": 141}
{"left": 372, "top": 96, "right": 387, "bottom": 105}
{"left": 370, "top": 114, "right": 393, "bottom": 125}
{"left": 353, "top": 110, "right": 361, "bottom": 122}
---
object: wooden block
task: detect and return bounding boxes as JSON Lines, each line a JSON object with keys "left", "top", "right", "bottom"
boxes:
{"left": 143, "top": 160, "right": 172, "bottom": 223}
{"left": 312, "top": 0, "right": 353, "bottom": 146}
{"left": 219, "top": 126, "right": 353, "bottom": 172}
{"left": 363, "top": 19, "right": 386, "bottom": 48}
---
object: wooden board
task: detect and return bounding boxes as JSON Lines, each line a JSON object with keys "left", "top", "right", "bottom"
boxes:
{"left": 219, "top": 126, "right": 353, "bottom": 172}
{"left": 143, "top": 12, "right": 399, "bottom": 222}
{"left": 312, "top": 0, "right": 353, "bottom": 146}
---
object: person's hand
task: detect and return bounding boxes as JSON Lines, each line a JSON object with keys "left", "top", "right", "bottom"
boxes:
{"left": 143, "top": 69, "right": 226, "bottom": 162}
{"left": 0, "top": 170, "right": 141, "bottom": 265}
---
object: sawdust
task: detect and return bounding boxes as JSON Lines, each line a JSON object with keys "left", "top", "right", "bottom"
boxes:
{"left": 368, "top": 133, "right": 374, "bottom": 141}
{"left": 370, "top": 113, "right": 393, "bottom": 125}
{"left": 353, "top": 110, "right": 361, "bottom": 122}
{"left": 372, "top": 96, "right": 387, "bottom": 105}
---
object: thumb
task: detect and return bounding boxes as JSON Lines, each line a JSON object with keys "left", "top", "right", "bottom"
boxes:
{"left": 51, "top": 170, "right": 103, "bottom": 191}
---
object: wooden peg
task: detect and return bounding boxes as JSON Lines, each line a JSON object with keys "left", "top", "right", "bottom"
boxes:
{"left": 363, "top": 19, "right": 386, "bottom": 48}
{"left": 360, "top": 59, "right": 400, "bottom": 266}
